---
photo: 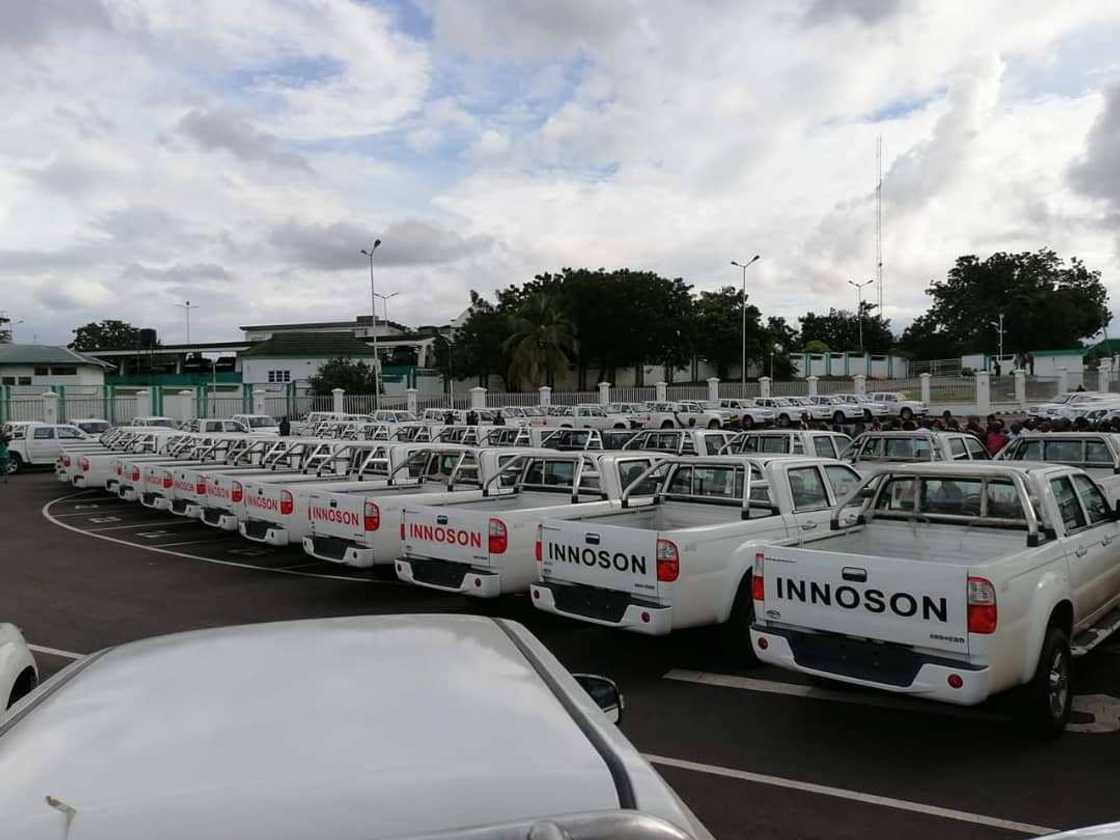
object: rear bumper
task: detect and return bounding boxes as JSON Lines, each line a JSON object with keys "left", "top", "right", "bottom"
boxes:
{"left": 140, "top": 492, "right": 171, "bottom": 511}
{"left": 240, "top": 520, "right": 290, "bottom": 546}
{"left": 529, "top": 581, "right": 672, "bottom": 635}
{"left": 301, "top": 535, "right": 377, "bottom": 568}
{"left": 201, "top": 507, "right": 239, "bottom": 531}
{"left": 117, "top": 484, "right": 138, "bottom": 502}
{"left": 750, "top": 625, "right": 991, "bottom": 706}
{"left": 396, "top": 557, "right": 501, "bottom": 598}
{"left": 72, "top": 474, "right": 88, "bottom": 487}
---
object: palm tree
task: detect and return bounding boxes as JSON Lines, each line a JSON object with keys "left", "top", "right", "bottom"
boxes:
{"left": 503, "top": 294, "right": 576, "bottom": 390}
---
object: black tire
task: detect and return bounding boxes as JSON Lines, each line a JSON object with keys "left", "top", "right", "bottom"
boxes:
{"left": 613, "top": 423, "right": 626, "bottom": 430}
{"left": 708, "top": 419, "right": 720, "bottom": 429}
{"left": 660, "top": 420, "right": 674, "bottom": 429}
{"left": 6, "top": 453, "right": 22, "bottom": 475}
{"left": 1020, "top": 626, "right": 1072, "bottom": 738}
{"left": 741, "top": 415, "right": 754, "bottom": 430}
{"left": 901, "top": 407, "right": 913, "bottom": 421}
{"left": 721, "top": 576, "right": 760, "bottom": 664}
{"left": 832, "top": 410, "right": 845, "bottom": 425}
{"left": 863, "top": 409, "right": 873, "bottom": 421}
{"left": 777, "top": 413, "right": 791, "bottom": 428}
{"left": 7, "top": 667, "right": 36, "bottom": 709}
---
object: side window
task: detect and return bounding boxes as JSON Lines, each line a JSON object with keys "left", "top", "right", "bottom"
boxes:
{"left": 1044, "top": 440, "right": 1083, "bottom": 463}
{"left": 1009, "top": 439, "right": 1041, "bottom": 461}
{"left": 859, "top": 437, "right": 884, "bottom": 460}
{"left": 1085, "top": 441, "right": 1112, "bottom": 466}
{"left": 666, "top": 466, "right": 693, "bottom": 495}
{"left": 964, "top": 438, "right": 989, "bottom": 460}
{"left": 788, "top": 466, "right": 829, "bottom": 511}
{"left": 1072, "top": 475, "right": 1111, "bottom": 525}
{"left": 1050, "top": 477, "right": 1087, "bottom": 533}
{"left": 813, "top": 437, "right": 838, "bottom": 458}
{"left": 759, "top": 436, "right": 789, "bottom": 454}
{"left": 876, "top": 477, "right": 917, "bottom": 512}
{"left": 948, "top": 438, "right": 968, "bottom": 460}
{"left": 618, "top": 460, "right": 657, "bottom": 495}
{"left": 33, "top": 427, "right": 54, "bottom": 439}
{"left": 57, "top": 427, "right": 82, "bottom": 439}
{"left": 824, "top": 465, "right": 860, "bottom": 501}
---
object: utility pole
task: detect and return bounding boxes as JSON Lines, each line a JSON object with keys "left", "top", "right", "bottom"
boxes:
{"left": 998, "top": 313, "right": 1005, "bottom": 367}
{"left": 731, "top": 255, "right": 760, "bottom": 392}
{"left": 175, "top": 300, "right": 199, "bottom": 344}
{"left": 848, "top": 279, "right": 874, "bottom": 352}
{"left": 360, "top": 240, "right": 382, "bottom": 408}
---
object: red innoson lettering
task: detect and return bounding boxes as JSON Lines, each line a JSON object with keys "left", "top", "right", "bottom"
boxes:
{"left": 246, "top": 494, "right": 280, "bottom": 513}
{"left": 407, "top": 522, "right": 483, "bottom": 549}
{"left": 309, "top": 505, "right": 361, "bottom": 527}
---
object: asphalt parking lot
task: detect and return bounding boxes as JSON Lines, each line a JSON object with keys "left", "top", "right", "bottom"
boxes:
{"left": 4, "top": 470, "right": 1120, "bottom": 839}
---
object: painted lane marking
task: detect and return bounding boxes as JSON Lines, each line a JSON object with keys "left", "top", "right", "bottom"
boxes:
{"left": 42, "top": 492, "right": 401, "bottom": 585}
{"left": 645, "top": 754, "right": 1056, "bottom": 836}
{"left": 86, "top": 520, "right": 197, "bottom": 532}
{"left": 87, "top": 515, "right": 121, "bottom": 524}
{"left": 664, "top": 669, "right": 1004, "bottom": 721}
{"left": 154, "top": 538, "right": 243, "bottom": 549}
{"left": 28, "top": 644, "right": 84, "bottom": 660}
{"left": 1069, "top": 694, "right": 1120, "bottom": 734}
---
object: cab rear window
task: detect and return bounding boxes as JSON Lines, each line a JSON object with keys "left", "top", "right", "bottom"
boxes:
{"left": 874, "top": 476, "right": 1026, "bottom": 524}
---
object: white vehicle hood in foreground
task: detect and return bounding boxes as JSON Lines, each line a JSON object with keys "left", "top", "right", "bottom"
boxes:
{"left": 0, "top": 615, "right": 697, "bottom": 840}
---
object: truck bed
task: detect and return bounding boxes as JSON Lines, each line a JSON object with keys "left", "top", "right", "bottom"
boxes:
{"left": 550, "top": 500, "right": 765, "bottom": 532}
{"left": 801, "top": 521, "right": 1027, "bottom": 565}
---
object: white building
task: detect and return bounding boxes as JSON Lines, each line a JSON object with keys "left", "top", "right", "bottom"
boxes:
{"left": 0, "top": 344, "right": 113, "bottom": 389}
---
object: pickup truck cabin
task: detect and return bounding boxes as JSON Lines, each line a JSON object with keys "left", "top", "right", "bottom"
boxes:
{"left": 996, "top": 432, "right": 1120, "bottom": 503}
{"left": 722, "top": 430, "right": 851, "bottom": 459}
{"left": 622, "top": 429, "right": 731, "bottom": 456}
{"left": 530, "top": 455, "right": 862, "bottom": 645}
{"left": 846, "top": 430, "right": 989, "bottom": 475}
{"left": 750, "top": 462, "right": 1120, "bottom": 734}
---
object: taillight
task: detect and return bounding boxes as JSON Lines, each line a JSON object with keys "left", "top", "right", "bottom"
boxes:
{"left": 752, "top": 552, "right": 765, "bottom": 600}
{"left": 364, "top": 500, "right": 380, "bottom": 531}
{"left": 280, "top": 490, "right": 293, "bottom": 516}
{"left": 115, "top": 463, "right": 122, "bottom": 476}
{"left": 535, "top": 528, "right": 542, "bottom": 564}
{"left": 967, "top": 577, "right": 997, "bottom": 634}
{"left": 656, "top": 538, "right": 679, "bottom": 582}
{"left": 79, "top": 456, "right": 90, "bottom": 472}
{"left": 231, "top": 481, "right": 243, "bottom": 503}
{"left": 130, "top": 466, "right": 140, "bottom": 482}
{"left": 489, "top": 518, "right": 508, "bottom": 554}
{"left": 196, "top": 479, "right": 207, "bottom": 495}
{"left": 63, "top": 455, "right": 71, "bottom": 467}
{"left": 400, "top": 521, "right": 405, "bottom": 539}
{"left": 162, "top": 471, "right": 173, "bottom": 489}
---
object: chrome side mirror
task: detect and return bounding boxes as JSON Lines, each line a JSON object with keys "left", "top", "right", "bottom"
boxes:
{"left": 573, "top": 674, "right": 623, "bottom": 724}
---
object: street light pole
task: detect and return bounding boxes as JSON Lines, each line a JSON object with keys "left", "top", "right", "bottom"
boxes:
{"left": 374, "top": 291, "right": 400, "bottom": 327}
{"left": 998, "top": 312, "right": 1005, "bottom": 367}
{"left": 360, "top": 240, "right": 382, "bottom": 408}
{"left": 731, "top": 255, "right": 760, "bottom": 393}
{"left": 175, "top": 300, "right": 199, "bottom": 344}
{"left": 847, "top": 279, "right": 874, "bottom": 352}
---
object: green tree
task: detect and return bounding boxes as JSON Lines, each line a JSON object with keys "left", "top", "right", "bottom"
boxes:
{"left": 900, "top": 250, "right": 1110, "bottom": 357}
{"left": 798, "top": 304, "right": 893, "bottom": 353}
{"left": 308, "top": 357, "right": 379, "bottom": 395}
{"left": 503, "top": 293, "right": 576, "bottom": 390}
{"left": 803, "top": 339, "right": 830, "bottom": 353}
{"left": 437, "top": 292, "right": 512, "bottom": 388}
{"left": 69, "top": 319, "right": 147, "bottom": 351}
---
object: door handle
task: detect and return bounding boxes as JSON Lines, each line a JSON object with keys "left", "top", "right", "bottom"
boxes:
{"left": 801, "top": 521, "right": 818, "bottom": 531}
{"left": 1075, "top": 545, "right": 1089, "bottom": 558}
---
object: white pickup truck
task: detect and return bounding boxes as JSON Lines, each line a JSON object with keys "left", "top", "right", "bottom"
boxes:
{"left": 546, "top": 405, "right": 636, "bottom": 430}
{"left": 301, "top": 447, "right": 539, "bottom": 567}
{"left": 239, "top": 442, "right": 460, "bottom": 547}
{"left": 996, "top": 432, "right": 1120, "bottom": 502}
{"left": 397, "top": 452, "right": 665, "bottom": 598}
{"left": 622, "top": 429, "right": 731, "bottom": 456}
{"left": 116, "top": 434, "right": 267, "bottom": 504}
{"left": 722, "top": 430, "right": 851, "bottom": 459}
{"left": 67, "top": 430, "right": 191, "bottom": 490}
{"left": 803, "top": 395, "right": 865, "bottom": 422}
{"left": 846, "top": 430, "right": 989, "bottom": 475}
{"left": 643, "top": 401, "right": 728, "bottom": 430}
{"left": 716, "top": 399, "right": 777, "bottom": 430}
{"left": 4, "top": 422, "right": 91, "bottom": 473}
{"left": 750, "top": 462, "right": 1120, "bottom": 735}
{"left": 530, "top": 455, "right": 862, "bottom": 647}
{"left": 866, "top": 391, "right": 928, "bottom": 420}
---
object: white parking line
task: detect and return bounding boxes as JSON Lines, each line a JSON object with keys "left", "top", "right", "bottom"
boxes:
{"left": 664, "top": 669, "right": 1004, "bottom": 720}
{"left": 154, "top": 538, "right": 243, "bottom": 548}
{"left": 86, "top": 520, "right": 198, "bottom": 532}
{"left": 41, "top": 492, "right": 400, "bottom": 585}
{"left": 28, "top": 644, "right": 84, "bottom": 660}
{"left": 645, "top": 754, "right": 1056, "bottom": 836}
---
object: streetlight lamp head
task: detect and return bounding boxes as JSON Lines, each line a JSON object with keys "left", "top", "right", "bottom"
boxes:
{"left": 373, "top": 239, "right": 381, "bottom": 249}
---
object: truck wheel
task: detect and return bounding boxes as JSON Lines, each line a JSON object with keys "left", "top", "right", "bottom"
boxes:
{"left": 708, "top": 420, "right": 721, "bottom": 429}
{"left": 6, "top": 453, "right": 22, "bottom": 475}
{"left": 1020, "top": 626, "right": 1072, "bottom": 738}
{"left": 832, "top": 411, "right": 845, "bottom": 425}
{"left": 660, "top": 420, "right": 674, "bottom": 429}
{"left": 7, "top": 667, "right": 36, "bottom": 709}
{"left": 777, "top": 413, "right": 790, "bottom": 428}
{"left": 863, "top": 409, "right": 873, "bottom": 421}
{"left": 901, "top": 407, "right": 913, "bottom": 421}
{"left": 613, "top": 423, "right": 627, "bottom": 429}
{"left": 741, "top": 415, "right": 753, "bottom": 430}
{"left": 721, "top": 576, "right": 760, "bottom": 665}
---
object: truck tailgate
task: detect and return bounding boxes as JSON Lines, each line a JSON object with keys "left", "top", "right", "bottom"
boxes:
{"left": 758, "top": 545, "right": 970, "bottom": 655}
{"left": 401, "top": 506, "right": 489, "bottom": 565}
{"left": 539, "top": 519, "right": 659, "bottom": 601}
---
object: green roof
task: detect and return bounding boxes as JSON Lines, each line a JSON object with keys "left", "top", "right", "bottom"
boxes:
{"left": 240, "top": 332, "right": 377, "bottom": 358}
{"left": 1089, "top": 338, "right": 1120, "bottom": 354}
{"left": 1030, "top": 348, "right": 1086, "bottom": 356}
{"left": 0, "top": 344, "right": 114, "bottom": 368}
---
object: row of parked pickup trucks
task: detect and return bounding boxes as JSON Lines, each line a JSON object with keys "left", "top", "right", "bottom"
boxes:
{"left": 56, "top": 422, "right": 1120, "bottom": 735}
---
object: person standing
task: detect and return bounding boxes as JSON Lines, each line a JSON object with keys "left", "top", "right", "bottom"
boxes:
{"left": 278, "top": 416, "right": 291, "bottom": 436}
{"left": 985, "top": 420, "right": 1010, "bottom": 455}
{"left": 0, "top": 428, "right": 10, "bottom": 482}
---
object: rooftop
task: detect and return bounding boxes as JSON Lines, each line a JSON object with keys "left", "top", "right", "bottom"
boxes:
{"left": 239, "top": 331, "right": 378, "bottom": 358}
{"left": 0, "top": 343, "right": 114, "bottom": 369}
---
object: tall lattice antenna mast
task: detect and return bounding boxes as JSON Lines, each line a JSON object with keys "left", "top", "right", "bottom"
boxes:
{"left": 876, "top": 135, "right": 883, "bottom": 314}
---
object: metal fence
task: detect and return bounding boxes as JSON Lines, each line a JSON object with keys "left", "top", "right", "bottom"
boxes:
{"left": 770, "top": 380, "right": 808, "bottom": 397}
{"left": 1025, "top": 376, "right": 1060, "bottom": 402}
{"left": 612, "top": 387, "right": 658, "bottom": 403}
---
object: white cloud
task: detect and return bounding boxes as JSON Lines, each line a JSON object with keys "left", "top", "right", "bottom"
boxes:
{"left": 4, "top": 0, "right": 1120, "bottom": 349}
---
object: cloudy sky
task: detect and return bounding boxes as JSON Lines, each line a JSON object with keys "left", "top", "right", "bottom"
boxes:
{"left": 4, "top": 0, "right": 1120, "bottom": 346}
